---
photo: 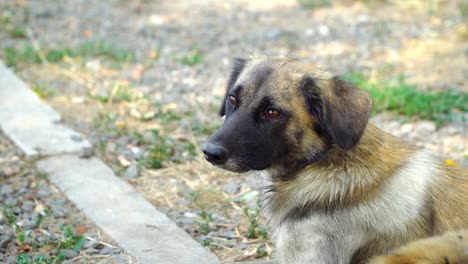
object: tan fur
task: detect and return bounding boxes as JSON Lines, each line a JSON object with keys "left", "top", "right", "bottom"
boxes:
{"left": 216, "top": 57, "right": 468, "bottom": 263}
{"left": 369, "top": 229, "right": 468, "bottom": 264}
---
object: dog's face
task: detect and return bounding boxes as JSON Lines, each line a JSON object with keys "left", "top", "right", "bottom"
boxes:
{"left": 204, "top": 57, "right": 373, "bottom": 174}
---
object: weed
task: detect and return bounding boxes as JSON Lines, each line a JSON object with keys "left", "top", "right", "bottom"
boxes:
{"left": 344, "top": 72, "right": 467, "bottom": 126}
{"left": 32, "top": 83, "right": 55, "bottom": 99}
{"left": 98, "top": 140, "right": 107, "bottom": 153}
{"left": 17, "top": 254, "right": 32, "bottom": 264}
{"left": 242, "top": 200, "right": 268, "bottom": 239}
{"left": 297, "top": 0, "right": 331, "bottom": 9}
{"left": 197, "top": 210, "right": 213, "bottom": 235}
{"left": 18, "top": 230, "right": 26, "bottom": 246}
{"left": 75, "top": 41, "right": 135, "bottom": 63}
{"left": 9, "top": 25, "right": 27, "bottom": 38}
{"left": 144, "top": 129, "right": 174, "bottom": 169}
{"left": 180, "top": 48, "right": 203, "bottom": 66}
{"left": 3, "top": 40, "right": 135, "bottom": 68}
{"left": 59, "top": 226, "right": 85, "bottom": 251}
{"left": 2, "top": 206, "right": 17, "bottom": 227}
{"left": 256, "top": 245, "right": 269, "bottom": 257}
{"left": 200, "top": 238, "right": 211, "bottom": 247}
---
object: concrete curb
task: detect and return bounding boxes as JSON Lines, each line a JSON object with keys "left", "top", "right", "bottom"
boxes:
{"left": 0, "top": 60, "right": 220, "bottom": 264}
{"left": 0, "top": 62, "right": 91, "bottom": 157}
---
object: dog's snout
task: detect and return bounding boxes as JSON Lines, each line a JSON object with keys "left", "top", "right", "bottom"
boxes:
{"left": 203, "top": 143, "right": 228, "bottom": 165}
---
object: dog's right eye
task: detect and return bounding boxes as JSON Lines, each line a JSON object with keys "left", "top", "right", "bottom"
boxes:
{"left": 228, "top": 95, "right": 238, "bottom": 106}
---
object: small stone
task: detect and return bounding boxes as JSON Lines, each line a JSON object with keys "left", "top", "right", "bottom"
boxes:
{"left": 414, "top": 121, "right": 436, "bottom": 135}
{"left": 183, "top": 212, "right": 199, "bottom": 218}
{"left": 105, "top": 142, "right": 117, "bottom": 153}
{"left": 70, "top": 134, "right": 83, "bottom": 142}
{"left": 400, "top": 123, "right": 413, "bottom": 134}
{"left": 224, "top": 230, "right": 237, "bottom": 239}
{"left": 37, "top": 185, "right": 50, "bottom": 198}
{"left": 175, "top": 217, "right": 194, "bottom": 225}
{"left": 21, "top": 200, "right": 35, "bottom": 212}
{"left": 17, "top": 220, "right": 38, "bottom": 230}
{"left": 238, "top": 242, "right": 248, "bottom": 250}
{"left": 100, "top": 246, "right": 114, "bottom": 255}
{"left": 79, "top": 147, "right": 94, "bottom": 158}
{"left": 0, "top": 185, "right": 13, "bottom": 196}
{"left": 35, "top": 235, "right": 46, "bottom": 244}
{"left": 60, "top": 249, "right": 78, "bottom": 259}
{"left": 125, "top": 164, "right": 140, "bottom": 178}
{"left": 0, "top": 233, "right": 13, "bottom": 248}
{"left": 222, "top": 182, "right": 240, "bottom": 195}
{"left": 106, "top": 255, "right": 128, "bottom": 264}
{"left": 84, "top": 239, "right": 99, "bottom": 249}
{"left": 4, "top": 197, "right": 17, "bottom": 206}
{"left": 84, "top": 248, "right": 100, "bottom": 255}
{"left": 318, "top": 24, "right": 330, "bottom": 36}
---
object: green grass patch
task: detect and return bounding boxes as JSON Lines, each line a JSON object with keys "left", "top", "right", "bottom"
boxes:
{"left": 297, "top": 0, "right": 332, "bottom": 9}
{"left": 3, "top": 40, "right": 136, "bottom": 68}
{"left": 344, "top": 72, "right": 467, "bottom": 126}
{"left": 180, "top": 48, "right": 203, "bottom": 66}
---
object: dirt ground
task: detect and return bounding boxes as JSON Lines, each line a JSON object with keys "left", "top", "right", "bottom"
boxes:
{"left": 0, "top": 0, "right": 466, "bottom": 262}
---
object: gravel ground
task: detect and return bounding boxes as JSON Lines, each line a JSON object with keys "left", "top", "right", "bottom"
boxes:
{"left": 0, "top": 131, "right": 135, "bottom": 264}
{"left": 0, "top": 0, "right": 466, "bottom": 262}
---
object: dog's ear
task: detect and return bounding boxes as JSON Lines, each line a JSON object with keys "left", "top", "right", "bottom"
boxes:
{"left": 220, "top": 58, "right": 247, "bottom": 116}
{"left": 301, "top": 76, "right": 373, "bottom": 149}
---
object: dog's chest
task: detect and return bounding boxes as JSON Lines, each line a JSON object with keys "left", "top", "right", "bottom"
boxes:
{"left": 256, "top": 150, "right": 439, "bottom": 263}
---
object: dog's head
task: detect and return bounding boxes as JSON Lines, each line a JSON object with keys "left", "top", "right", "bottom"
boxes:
{"left": 204, "top": 57, "right": 373, "bottom": 173}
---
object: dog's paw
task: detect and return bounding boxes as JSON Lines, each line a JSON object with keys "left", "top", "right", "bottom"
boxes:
{"left": 369, "top": 230, "right": 468, "bottom": 264}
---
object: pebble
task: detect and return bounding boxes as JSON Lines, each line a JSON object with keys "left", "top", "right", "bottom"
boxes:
{"left": 17, "top": 220, "right": 38, "bottom": 230}
{"left": 238, "top": 242, "right": 248, "bottom": 250}
{"left": 183, "top": 212, "right": 199, "bottom": 218}
{"left": 0, "top": 234, "right": 13, "bottom": 248}
{"left": 125, "top": 164, "right": 140, "bottom": 178}
{"left": 70, "top": 134, "right": 83, "bottom": 142}
{"left": 400, "top": 123, "right": 413, "bottom": 134}
{"left": 79, "top": 146, "right": 94, "bottom": 158}
{"left": 60, "top": 249, "right": 78, "bottom": 259}
{"left": 0, "top": 185, "right": 13, "bottom": 196}
{"left": 21, "top": 200, "right": 35, "bottom": 212}
{"left": 222, "top": 182, "right": 240, "bottom": 195}
{"left": 100, "top": 246, "right": 114, "bottom": 255}
{"left": 84, "top": 239, "right": 99, "bottom": 249}
{"left": 85, "top": 248, "right": 100, "bottom": 255}
{"left": 414, "top": 121, "right": 436, "bottom": 135}
{"left": 318, "top": 24, "right": 330, "bottom": 36}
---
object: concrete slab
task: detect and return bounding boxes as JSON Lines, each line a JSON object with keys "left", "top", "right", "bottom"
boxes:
{"left": 37, "top": 155, "right": 220, "bottom": 264}
{"left": 0, "top": 61, "right": 90, "bottom": 157}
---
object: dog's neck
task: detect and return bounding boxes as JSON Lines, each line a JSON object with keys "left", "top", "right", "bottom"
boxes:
{"left": 257, "top": 123, "right": 417, "bottom": 229}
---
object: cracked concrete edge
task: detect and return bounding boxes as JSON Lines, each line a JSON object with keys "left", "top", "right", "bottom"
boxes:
{"left": 0, "top": 59, "right": 221, "bottom": 264}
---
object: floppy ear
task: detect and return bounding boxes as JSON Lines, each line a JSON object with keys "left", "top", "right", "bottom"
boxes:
{"left": 301, "top": 76, "right": 373, "bottom": 149}
{"left": 219, "top": 58, "right": 247, "bottom": 116}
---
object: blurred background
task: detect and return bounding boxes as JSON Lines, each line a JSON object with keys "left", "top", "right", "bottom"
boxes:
{"left": 0, "top": 0, "right": 466, "bottom": 263}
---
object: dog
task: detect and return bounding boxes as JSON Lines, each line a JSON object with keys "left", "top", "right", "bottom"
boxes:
{"left": 203, "top": 57, "right": 468, "bottom": 263}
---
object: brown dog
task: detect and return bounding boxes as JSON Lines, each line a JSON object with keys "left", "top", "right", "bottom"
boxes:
{"left": 204, "top": 57, "right": 468, "bottom": 263}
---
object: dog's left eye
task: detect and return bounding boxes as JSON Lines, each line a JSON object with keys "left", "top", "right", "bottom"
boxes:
{"left": 266, "top": 108, "right": 281, "bottom": 118}
{"left": 228, "top": 95, "right": 238, "bottom": 106}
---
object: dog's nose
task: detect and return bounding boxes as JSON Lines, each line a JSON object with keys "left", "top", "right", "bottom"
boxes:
{"left": 203, "top": 143, "right": 227, "bottom": 165}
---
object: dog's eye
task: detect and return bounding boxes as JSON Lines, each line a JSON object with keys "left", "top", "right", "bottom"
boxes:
{"left": 266, "top": 108, "right": 280, "bottom": 118}
{"left": 228, "top": 95, "right": 238, "bottom": 106}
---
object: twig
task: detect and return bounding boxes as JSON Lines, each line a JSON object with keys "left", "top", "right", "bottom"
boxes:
{"left": 25, "top": 27, "right": 49, "bottom": 66}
